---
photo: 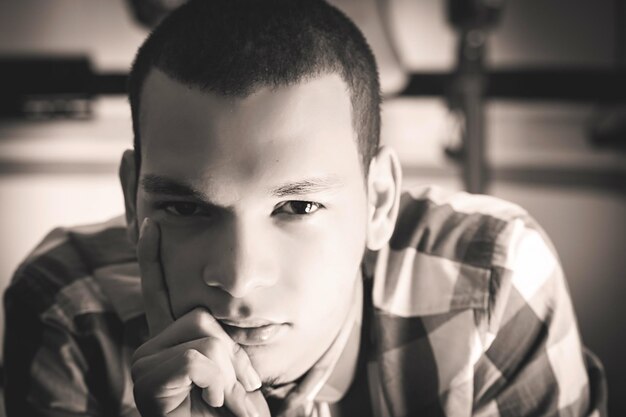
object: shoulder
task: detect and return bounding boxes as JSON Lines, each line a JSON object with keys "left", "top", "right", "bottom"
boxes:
{"left": 4, "top": 217, "right": 142, "bottom": 417}
{"left": 393, "top": 185, "right": 531, "bottom": 267}
{"left": 4, "top": 216, "right": 135, "bottom": 328}
{"left": 373, "top": 185, "right": 551, "bottom": 317}
{"left": 370, "top": 186, "right": 603, "bottom": 417}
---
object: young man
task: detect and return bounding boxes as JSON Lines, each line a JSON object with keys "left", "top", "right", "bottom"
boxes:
{"left": 3, "top": 1, "right": 606, "bottom": 416}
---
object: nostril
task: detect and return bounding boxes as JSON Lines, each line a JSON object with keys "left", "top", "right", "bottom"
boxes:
{"left": 238, "top": 305, "right": 251, "bottom": 317}
{"left": 202, "top": 255, "right": 276, "bottom": 297}
{"left": 202, "top": 266, "right": 253, "bottom": 299}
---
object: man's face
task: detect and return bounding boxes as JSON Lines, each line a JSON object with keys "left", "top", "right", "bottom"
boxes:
{"left": 133, "top": 69, "right": 369, "bottom": 383}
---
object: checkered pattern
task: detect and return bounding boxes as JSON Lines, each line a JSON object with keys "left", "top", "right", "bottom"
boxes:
{"left": 367, "top": 187, "right": 606, "bottom": 417}
{"left": 3, "top": 186, "right": 606, "bottom": 417}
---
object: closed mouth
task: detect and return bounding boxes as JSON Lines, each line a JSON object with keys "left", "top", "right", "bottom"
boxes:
{"left": 218, "top": 319, "right": 289, "bottom": 346}
{"left": 219, "top": 318, "right": 277, "bottom": 328}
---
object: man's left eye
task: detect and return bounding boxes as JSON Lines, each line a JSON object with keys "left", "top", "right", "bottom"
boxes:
{"left": 274, "top": 201, "right": 324, "bottom": 216}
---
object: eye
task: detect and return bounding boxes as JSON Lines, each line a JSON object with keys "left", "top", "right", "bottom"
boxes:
{"left": 274, "top": 201, "right": 324, "bottom": 216}
{"left": 162, "top": 201, "right": 204, "bottom": 216}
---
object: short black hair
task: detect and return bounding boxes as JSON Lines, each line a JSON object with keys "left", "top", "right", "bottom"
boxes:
{"left": 128, "top": 0, "right": 381, "bottom": 173}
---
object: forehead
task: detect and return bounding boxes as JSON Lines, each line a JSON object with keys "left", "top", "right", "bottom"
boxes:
{"left": 138, "top": 69, "right": 362, "bottom": 198}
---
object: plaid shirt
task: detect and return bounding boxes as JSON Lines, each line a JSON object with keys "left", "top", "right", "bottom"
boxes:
{"left": 3, "top": 186, "right": 607, "bottom": 417}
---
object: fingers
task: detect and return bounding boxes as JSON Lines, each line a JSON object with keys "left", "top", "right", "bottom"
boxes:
{"left": 134, "top": 308, "right": 261, "bottom": 392}
{"left": 134, "top": 218, "right": 265, "bottom": 417}
{"left": 133, "top": 348, "right": 224, "bottom": 415}
{"left": 138, "top": 217, "right": 175, "bottom": 336}
{"left": 133, "top": 335, "right": 261, "bottom": 393}
{"left": 134, "top": 348, "right": 260, "bottom": 417}
{"left": 246, "top": 391, "right": 271, "bottom": 417}
{"left": 224, "top": 383, "right": 260, "bottom": 417}
{"left": 231, "top": 343, "right": 262, "bottom": 391}
{"left": 137, "top": 307, "right": 229, "bottom": 353}
{"left": 133, "top": 338, "right": 235, "bottom": 391}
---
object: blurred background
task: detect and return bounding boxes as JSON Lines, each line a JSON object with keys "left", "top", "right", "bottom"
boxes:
{"left": 0, "top": 0, "right": 624, "bottom": 415}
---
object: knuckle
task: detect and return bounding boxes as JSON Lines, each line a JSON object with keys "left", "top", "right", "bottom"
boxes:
{"left": 188, "top": 308, "right": 204, "bottom": 325}
{"left": 197, "top": 337, "right": 222, "bottom": 359}
{"left": 182, "top": 348, "right": 200, "bottom": 366}
{"left": 190, "top": 309, "right": 214, "bottom": 331}
{"left": 228, "top": 380, "right": 245, "bottom": 396}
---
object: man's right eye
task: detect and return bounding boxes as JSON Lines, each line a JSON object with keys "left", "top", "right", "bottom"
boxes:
{"left": 161, "top": 202, "right": 203, "bottom": 217}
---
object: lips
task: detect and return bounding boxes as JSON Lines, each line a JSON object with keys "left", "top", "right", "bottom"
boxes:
{"left": 218, "top": 319, "right": 289, "bottom": 346}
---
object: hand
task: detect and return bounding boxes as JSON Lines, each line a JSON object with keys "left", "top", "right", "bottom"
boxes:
{"left": 131, "top": 218, "right": 270, "bottom": 417}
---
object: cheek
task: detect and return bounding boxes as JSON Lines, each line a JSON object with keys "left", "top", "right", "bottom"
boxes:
{"left": 285, "top": 207, "right": 367, "bottom": 321}
{"left": 158, "top": 227, "right": 213, "bottom": 316}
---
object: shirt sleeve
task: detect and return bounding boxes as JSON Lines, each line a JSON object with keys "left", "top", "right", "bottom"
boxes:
{"left": 3, "top": 267, "right": 104, "bottom": 417}
{"left": 471, "top": 216, "right": 608, "bottom": 417}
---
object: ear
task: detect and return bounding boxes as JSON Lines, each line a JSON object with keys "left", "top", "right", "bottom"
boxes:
{"left": 119, "top": 149, "right": 140, "bottom": 245}
{"left": 366, "top": 146, "right": 402, "bottom": 251}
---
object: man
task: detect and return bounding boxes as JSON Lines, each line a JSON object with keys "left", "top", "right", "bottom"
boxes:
{"left": 3, "top": 1, "right": 606, "bottom": 416}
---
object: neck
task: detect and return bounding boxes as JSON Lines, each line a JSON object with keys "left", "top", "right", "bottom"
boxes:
{"left": 262, "top": 277, "right": 364, "bottom": 414}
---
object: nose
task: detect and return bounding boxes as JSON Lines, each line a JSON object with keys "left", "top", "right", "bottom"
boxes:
{"left": 202, "top": 218, "right": 277, "bottom": 298}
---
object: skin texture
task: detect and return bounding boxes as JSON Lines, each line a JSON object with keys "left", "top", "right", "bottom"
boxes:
{"left": 131, "top": 218, "right": 268, "bottom": 417}
{"left": 121, "top": 69, "right": 402, "bottom": 416}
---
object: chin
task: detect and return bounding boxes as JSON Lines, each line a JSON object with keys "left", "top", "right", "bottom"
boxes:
{"left": 243, "top": 326, "right": 334, "bottom": 384}
{"left": 248, "top": 346, "right": 313, "bottom": 386}
{"left": 245, "top": 345, "right": 287, "bottom": 380}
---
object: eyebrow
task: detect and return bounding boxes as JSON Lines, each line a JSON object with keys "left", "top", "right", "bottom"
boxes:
{"left": 140, "top": 174, "right": 343, "bottom": 200}
{"left": 140, "top": 175, "right": 206, "bottom": 200}
{"left": 270, "top": 176, "right": 343, "bottom": 197}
